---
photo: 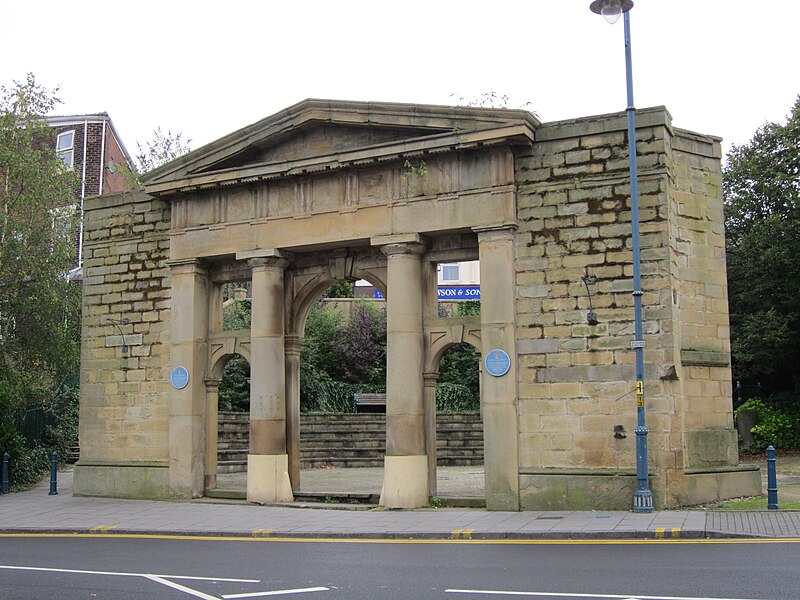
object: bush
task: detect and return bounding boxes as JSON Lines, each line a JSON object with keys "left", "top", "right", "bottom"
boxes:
{"left": 735, "top": 397, "right": 800, "bottom": 450}
{"left": 0, "top": 379, "right": 78, "bottom": 490}
{"left": 436, "top": 382, "right": 479, "bottom": 413}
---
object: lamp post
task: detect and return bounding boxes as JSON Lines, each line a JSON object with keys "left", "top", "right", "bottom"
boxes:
{"left": 589, "top": 0, "right": 653, "bottom": 512}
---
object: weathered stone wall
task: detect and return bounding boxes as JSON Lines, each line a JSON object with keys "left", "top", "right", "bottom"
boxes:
{"left": 74, "top": 190, "right": 172, "bottom": 497}
{"left": 511, "top": 108, "right": 755, "bottom": 509}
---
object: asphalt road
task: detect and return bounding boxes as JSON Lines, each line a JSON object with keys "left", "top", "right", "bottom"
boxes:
{"left": 1, "top": 535, "right": 798, "bottom": 600}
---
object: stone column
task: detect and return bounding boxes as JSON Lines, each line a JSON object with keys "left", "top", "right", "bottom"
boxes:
{"left": 379, "top": 239, "right": 428, "bottom": 508}
{"left": 167, "top": 258, "right": 209, "bottom": 498}
{"left": 423, "top": 371, "right": 439, "bottom": 498}
{"left": 204, "top": 378, "right": 220, "bottom": 491}
{"left": 243, "top": 251, "right": 293, "bottom": 503}
{"left": 476, "top": 226, "right": 520, "bottom": 510}
{"left": 285, "top": 334, "right": 303, "bottom": 490}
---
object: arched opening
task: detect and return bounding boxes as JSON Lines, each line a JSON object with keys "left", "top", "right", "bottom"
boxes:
{"left": 434, "top": 341, "right": 484, "bottom": 505}
{"left": 292, "top": 279, "right": 388, "bottom": 504}
{"left": 205, "top": 351, "right": 251, "bottom": 494}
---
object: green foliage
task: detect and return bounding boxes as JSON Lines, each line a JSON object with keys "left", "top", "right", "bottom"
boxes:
{"left": 735, "top": 397, "right": 800, "bottom": 450}
{"left": 400, "top": 160, "right": 431, "bottom": 197}
{"left": 329, "top": 302, "right": 386, "bottom": 386}
{"left": 724, "top": 96, "right": 800, "bottom": 396}
{"left": 135, "top": 127, "right": 191, "bottom": 174}
{"left": 223, "top": 298, "right": 251, "bottom": 330}
{"left": 456, "top": 300, "right": 480, "bottom": 317}
{"left": 437, "top": 302, "right": 481, "bottom": 410}
{"left": 436, "top": 382, "right": 479, "bottom": 413}
{"left": 0, "top": 74, "right": 81, "bottom": 488}
{"left": 219, "top": 355, "right": 250, "bottom": 412}
{"left": 322, "top": 281, "right": 353, "bottom": 298}
{"left": 0, "top": 378, "right": 78, "bottom": 490}
{"left": 300, "top": 301, "right": 386, "bottom": 412}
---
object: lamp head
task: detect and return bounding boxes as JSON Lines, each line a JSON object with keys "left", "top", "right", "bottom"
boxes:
{"left": 589, "top": 0, "right": 633, "bottom": 24}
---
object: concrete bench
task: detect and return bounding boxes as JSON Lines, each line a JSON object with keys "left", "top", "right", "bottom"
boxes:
{"left": 353, "top": 393, "right": 386, "bottom": 413}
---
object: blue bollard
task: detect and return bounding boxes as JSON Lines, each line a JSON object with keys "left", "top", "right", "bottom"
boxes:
{"left": 1, "top": 453, "right": 8, "bottom": 494}
{"left": 49, "top": 452, "right": 58, "bottom": 496}
{"left": 767, "top": 445, "right": 778, "bottom": 510}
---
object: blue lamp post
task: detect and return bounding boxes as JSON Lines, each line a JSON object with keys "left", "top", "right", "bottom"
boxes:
{"left": 589, "top": 0, "right": 653, "bottom": 512}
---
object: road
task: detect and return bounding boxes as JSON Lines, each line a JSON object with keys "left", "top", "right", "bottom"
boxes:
{"left": 1, "top": 535, "right": 797, "bottom": 599}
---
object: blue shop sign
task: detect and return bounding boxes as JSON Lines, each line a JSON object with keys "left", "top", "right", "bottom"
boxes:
{"left": 373, "top": 286, "right": 480, "bottom": 300}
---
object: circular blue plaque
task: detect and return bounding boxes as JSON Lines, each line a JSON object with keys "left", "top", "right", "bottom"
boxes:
{"left": 485, "top": 349, "right": 511, "bottom": 377}
{"left": 171, "top": 366, "right": 189, "bottom": 390}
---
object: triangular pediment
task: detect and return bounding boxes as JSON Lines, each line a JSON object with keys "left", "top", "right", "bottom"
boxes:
{"left": 143, "top": 99, "right": 539, "bottom": 196}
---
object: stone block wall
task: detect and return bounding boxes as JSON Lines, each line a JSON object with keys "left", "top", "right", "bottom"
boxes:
{"left": 74, "top": 190, "right": 172, "bottom": 497}
{"left": 512, "top": 107, "right": 751, "bottom": 509}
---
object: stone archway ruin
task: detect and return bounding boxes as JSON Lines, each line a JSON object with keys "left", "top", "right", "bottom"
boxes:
{"left": 75, "top": 99, "right": 760, "bottom": 510}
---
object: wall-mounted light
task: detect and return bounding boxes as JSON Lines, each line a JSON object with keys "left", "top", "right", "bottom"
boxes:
{"left": 106, "top": 317, "right": 130, "bottom": 353}
{"left": 581, "top": 274, "right": 599, "bottom": 326}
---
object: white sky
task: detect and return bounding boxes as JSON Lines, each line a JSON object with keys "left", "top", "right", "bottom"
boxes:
{"left": 2, "top": 1, "right": 798, "bottom": 160}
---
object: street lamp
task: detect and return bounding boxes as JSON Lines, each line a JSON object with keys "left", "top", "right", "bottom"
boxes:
{"left": 589, "top": 0, "right": 653, "bottom": 513}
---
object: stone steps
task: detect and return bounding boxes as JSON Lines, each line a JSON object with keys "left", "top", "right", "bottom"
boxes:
{"left": 217, "top": 412, "right": 484, "bottom": 472}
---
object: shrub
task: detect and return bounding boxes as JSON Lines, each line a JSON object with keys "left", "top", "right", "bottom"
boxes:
{"left": 735, "top": 397, "right": 800, "bottom": 450}
{"left": 436, "top": 382, "right": 479, "bottom": 413}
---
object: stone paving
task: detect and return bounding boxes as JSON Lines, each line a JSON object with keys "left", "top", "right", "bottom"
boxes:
{"left": 0, "top": 468, "right": 798, "bottom": 540}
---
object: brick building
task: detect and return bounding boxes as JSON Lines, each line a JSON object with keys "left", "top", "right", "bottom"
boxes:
{"left": 45, "top": 113, "right": 134, "bottom": 272}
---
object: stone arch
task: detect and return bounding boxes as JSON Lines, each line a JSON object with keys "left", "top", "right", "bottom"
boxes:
{"left": 284, "top": 264, "right": 388, "bottom": 488}
{"left": 205, "top": 345, "right": 251, "bottom": 492}
{"left": 422, "top": 316, "right": 483, "bottom": 496}
{"left": 424, "top": 318, "right": 482, "bottom": 373}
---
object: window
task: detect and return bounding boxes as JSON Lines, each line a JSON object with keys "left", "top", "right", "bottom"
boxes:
{"left": 441, "top": 263, "right": 460, "bottom": 282}
{"left": 56, "top": 130, "right": 75, "bottom": 170}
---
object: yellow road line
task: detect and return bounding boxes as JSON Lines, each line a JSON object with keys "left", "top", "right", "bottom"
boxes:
{"left": 89, "top": 525, "right": 117, "bottom": 533}
{"left": 1, "top": 533, "right": 799, "bottom": 545}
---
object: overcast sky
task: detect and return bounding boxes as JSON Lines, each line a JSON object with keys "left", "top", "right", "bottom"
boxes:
{"left": 2, "top": 1, "right": 798, "bottom": 161}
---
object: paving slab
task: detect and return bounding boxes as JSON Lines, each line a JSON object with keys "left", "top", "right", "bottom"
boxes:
{"left": 1, "top": 469, "right": 799, "bottom": 540}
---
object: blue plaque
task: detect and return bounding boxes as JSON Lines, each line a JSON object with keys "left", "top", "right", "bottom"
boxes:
{"left": 171, "top": 366, "right": 189, "bottom": 390}
{"left": 485, "top": 349, "right": 511, "bottom": 377}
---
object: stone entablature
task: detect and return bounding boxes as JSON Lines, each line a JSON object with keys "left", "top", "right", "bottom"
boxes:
{"left": 75, "top": 99, "right": 759, "bottom": 509}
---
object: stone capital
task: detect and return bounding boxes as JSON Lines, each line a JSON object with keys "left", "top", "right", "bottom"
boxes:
{"left": 423, "top": 371, "right": 440, "bottom": 387}
{"left": 237, "top": 248, "right": 294, "bottom": 270}
{"left": 381, "top": 242, "right": 426, "bottom": 259}
{"left": 285, "top": 335, "right": 304, "bottom": 357}
{"left": 166, "top": 258, "right": 207, "bottom": 276}
{"left": 473, "top": 224, "right": 517, "bottom": 244}
{"left": 204, "top": 378, "right": 221, "bottom": 390}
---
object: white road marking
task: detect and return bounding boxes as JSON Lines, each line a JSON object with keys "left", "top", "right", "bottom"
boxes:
{"left": 445, "top": 590, "right": 763, "bottom": 600}
{"left": 0, "top": 564, "right": 258, "bottom": 582}
{"left": 0, "top": 563, "right": 263, "bottom": 598}
{"left": 222, "top": 587, "right": 330, "bottom": 598}
{"left": 145, "top": 574, "right": 222, "bottom": 600}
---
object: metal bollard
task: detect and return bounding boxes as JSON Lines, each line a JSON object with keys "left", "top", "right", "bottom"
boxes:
{"left": 1, "top": 453, "right": 8, "bottom": 494}
{"left": 767, "top": 445, "right": 778, "bottom": 510}
{"left": 49, "top": 452, "right": 58, "bottom": 496}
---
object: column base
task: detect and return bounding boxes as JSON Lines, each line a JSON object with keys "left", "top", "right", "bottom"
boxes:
{"left": 247, "top": 454, "right": 293, "bottom": 504}
{"left": 380, "top": 454, "right": 428, "bottom": 508}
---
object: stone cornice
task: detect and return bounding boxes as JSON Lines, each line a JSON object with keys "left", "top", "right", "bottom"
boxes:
{"left": 145, "top": 124, "right": 534, "bottom": 197}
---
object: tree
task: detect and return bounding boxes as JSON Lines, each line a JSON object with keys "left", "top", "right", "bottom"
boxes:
{"left": 0, "top": 73, "right": 81, "bottom": 487}
{"left": 724, "top": 96, "right": 800, "bottom": 396}
{"left": 134, "top": 127, "right": 191, "bottom": 174}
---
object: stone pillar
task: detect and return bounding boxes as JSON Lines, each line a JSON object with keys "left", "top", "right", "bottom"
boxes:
{"left": 379, "top": 239, "right": 428, "bottom": 508}
{"left": 285, "top": 334, "right": 303, "bottom": 490}
{"left": 204, "top": 378, "right": 220, "bottom": 491}
{"left": 168, "top": 258, "right": 209, "bottom": 498}
{"left": 245, "top": 252, "right": 293, "bottom": 503}
{"left": 423, "top": 371, "right": 439, "bottom": 498}
{"left": 208, "top": 282, "right": 223, "bottom": 332}
{"left": 476, "top": 226, "right": 520, "bottom": 510}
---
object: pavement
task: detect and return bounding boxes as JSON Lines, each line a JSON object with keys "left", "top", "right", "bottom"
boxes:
{"left": 1, "top": 468, "right": 799, "bottom": 540}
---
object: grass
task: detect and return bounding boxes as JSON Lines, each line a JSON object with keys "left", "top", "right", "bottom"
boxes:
{"left": 717, "top": 484, "right": 800, "bottom": 510}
